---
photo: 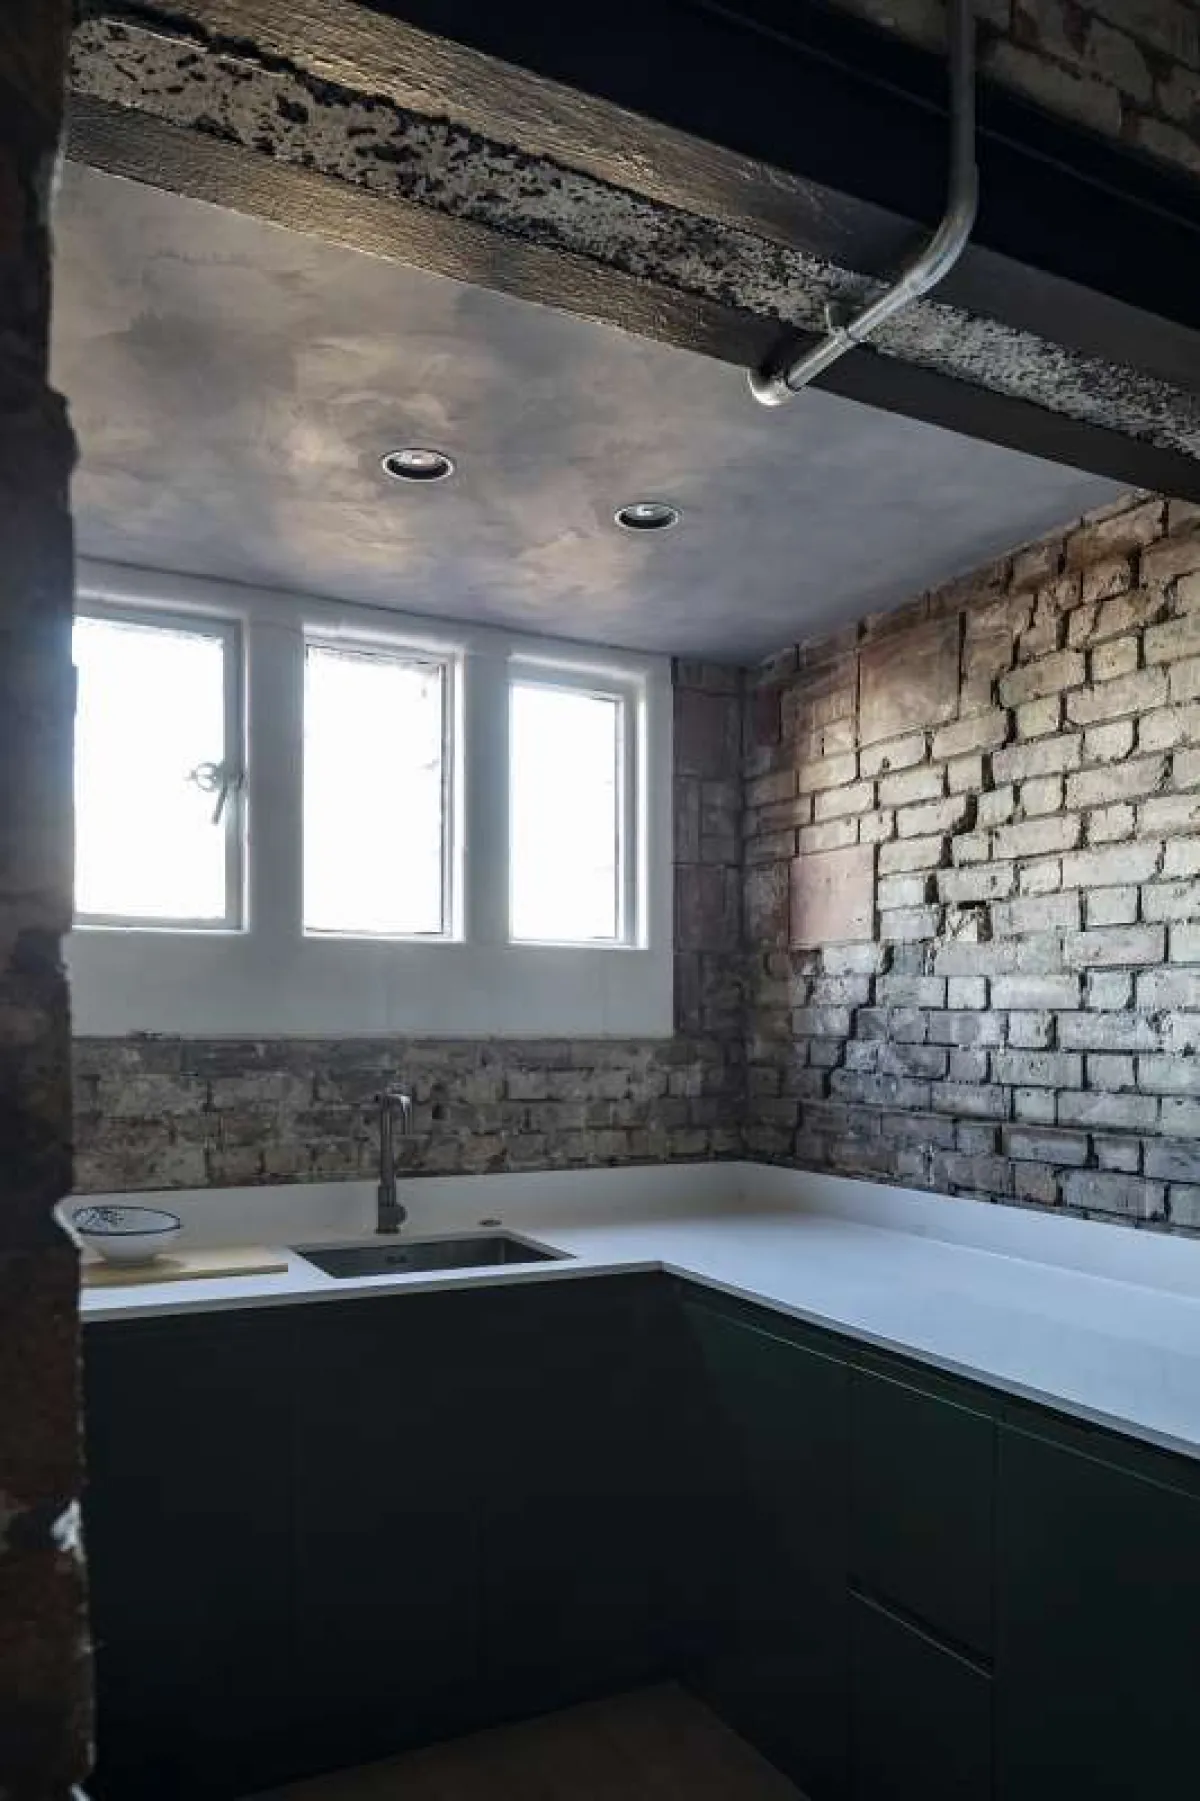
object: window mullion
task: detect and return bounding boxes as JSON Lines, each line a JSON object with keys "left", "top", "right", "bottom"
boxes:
{"left": 246, "top": 616, "right": 303, "bottom": 943}
{"left": 463, "top": 648, "right": 510, "bottom": 946}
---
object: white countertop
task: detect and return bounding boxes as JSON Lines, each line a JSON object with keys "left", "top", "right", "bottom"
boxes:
{"left": 76, "top": 1161, "right": 1200, "bottom": 1464}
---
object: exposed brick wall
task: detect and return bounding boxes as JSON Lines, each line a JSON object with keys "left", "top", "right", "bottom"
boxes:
{"left": 72, "top": 662, "right": 745, "bottom": 1194}
{"left": 0, "top": 4, "right": 91, "bottom": 1794}
{"left": 829, "top": 0, "right": 1200, "bottom": 180}
{"left": 745, "top": 490, "right": 1200, "bottom": 1231}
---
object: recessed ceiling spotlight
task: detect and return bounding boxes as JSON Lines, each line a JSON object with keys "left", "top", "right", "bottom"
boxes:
{"left": 381, "top": 447, "right": 456, "bottom": 483}
{"left": 615, "top": 499, "right": 681, "bottom": 533}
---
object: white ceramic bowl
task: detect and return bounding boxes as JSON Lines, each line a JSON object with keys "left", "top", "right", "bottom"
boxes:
{"left": 72, "top": 1204, "right": 183, "bottom": 1266}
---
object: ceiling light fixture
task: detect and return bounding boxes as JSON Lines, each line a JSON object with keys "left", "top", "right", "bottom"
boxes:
{"left": 381, "top": 447, "right": 456, "bottom": 483}
{"left": 614, "top": 500, "right": 681, "bottom": 533}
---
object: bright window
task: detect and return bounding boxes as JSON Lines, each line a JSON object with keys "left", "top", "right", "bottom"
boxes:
{"left": 73, "top": 609, "right": 240, "bottom": 926}
{"left": 303, "top": 639, "right": 449, "bottom": 937}
{"left": 510, "top": 676, "right": 629, "bottom": 944}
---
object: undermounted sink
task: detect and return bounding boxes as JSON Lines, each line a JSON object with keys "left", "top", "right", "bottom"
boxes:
{"left": 293, "top": 1233, "right": 566, "bottom": 1279}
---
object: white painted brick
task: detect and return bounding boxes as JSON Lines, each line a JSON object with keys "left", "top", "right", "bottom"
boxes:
{"left": 1058, "top": 1091, "right": 1158, "bottom": 1132}
{"left": 1138, "top": 703, "right": 1200, "bottom": 751}
{"left": 1019, "top": 775, "right": 1063, "bottom": 816}
{"left": 1086, "top": 971, "right": 1136, "bottom": 1012}
{"left": 896, "top": 795, "right": 970, "bottom": 838}
{"left": 878, "top": 834, "right": 947, "bottom": 874}
{"left": 946, "top": 977, "right": 987, "bottom": 1009}
{"left": 1085, "top": 1053, "right": 1136, "bottom": 1090}
{"left": 938, "top": 864, "right": 1014, "bottom": 903}
{"left": 1060, "top": 1171, "right": 1164, "bottom": 1219}
{"left": 859, "top": 810, "right": 896, "bottom": 845}
{"left": 1164, "top": 841, "right": 1200, "bottom": 878}
{"left": 977, "top": 786, "right": 1015, "bottom": 828}
{"left": 878, "top": 873, "right": 932, "bottom": 910}
{"left": 798, "top": 818, "right": 858, "bottom": 854}
{"left": 1137, "top": 969, "right": 1200, "bottom": 1010}
{"left": 1142, "top": 881, "right": 1200, "bottom": 921}
{"left": 1007, "top": 1011, "right": 1052, "bottom": 1049}
{"left": 1138, "top": 793, "right": 1200, "bottom": 836}
{"left": 878, "top": 763, "right": 944, "bottom": 808}
{"left": 813, "top": 780, "right": 875, "bottom": 819}
{"left": 993, "top": 1050, "right": 1081, "bottom": 1087}
{"left": 796, "top": 751, "right": 857, "bottom": 793}
{"left": 947, "top": 754, "right": 984, "bottom": 794}
{"left": 1018, "top": 857, "right": 1062, "bottom": 896}
{"left": 1170, "top": 923, "right": 1200, "bottom": 962}
{"left": 951, "top": 832, "right": 991, "bottom": 866}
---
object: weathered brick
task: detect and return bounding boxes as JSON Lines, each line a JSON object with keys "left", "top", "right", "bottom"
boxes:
{"left": 1008, "top": 1011, "right": 1053, "bottom": 1049}
{"left": 1138, "top": 792, "right": 1200, "bottom": 836}
{"left": 947, "top": 753, "right": 985, "bottom": 795}
{"left": 1142, "top": 532, "right": 1200, "bottom": 588}
{"left": 859, "top": 614, "right": 959, "bottom": 745}
{"left": 1015, "top": 707, "right": 1060, "bottom": 759}
{"left": 1058, "top": 1090, "right": 1158, "bottom": 1131}
{"left": 936, "top": 864, "right": 1012, "bottom": 904}
{"left": 992, "top": 893, "right": 1081, "bottom": 937}
{"left": 795, "top": 751, "right": 857, "bottom": 793}
{"left": 1145, "top": 1139, "right": 1200, "bottom": 1183}
{"left": 1143, "top": 881, "right": 1200, "bottom": 921}
{"left": 978, "top": 786, "right": 1015, "bottom": 828}
{"left": 1063, "top": 925, "right": 1165, "bottom": 967}
{"left": 1060, "top": 1171, "right": 1165, "bottom": 1219}
{"left": 1086, "top": 802, "right": 1135, "bottom": 843}
{"left": 878, "top": 763, "right": 944, "bottom": 808}
{"left": 1138, "top": 1056, "right": 1200, "bottom": 1095}
{"left": 993, "top": 734, "right": 1081, "bottom": 783}
{"left": 992, "top": 974, "right": 1080, "bottom": 1010}
{"left": 993, "top": 815, "right": 1082, "bottom": 859}
{"left": 1137, "top": 968, "right": 1200, "bottom": 1010}
{"left": 878, "top": 872, "right": 932, "bottom": 910}
{"left": 993, "top": 1050, "right": 1082, "bottom": 1088}
{"left": 931, "top": 709, "right": 1009, "bottom": 760}
{"left": 1170, "top": 923, "right": 1200, "bottom": 962}
{"left": 1065, "top": 667, "right": 1168, "bottom": 725}
{"left": 929, "top": 1010, "right": 1005, "bottom": 1047}
{"left": 878, "top": 834, "right": 947, "bottom": 875}
{"left": 946, "top": 977, "right": 987, "bottom": 1009}
{"left": 859, "top": 732, "right": 926, "bottom": 778}
{"left": 793, "top": 1005, "right": 854, "bottom": 1038}
{"left": 813, "top": 779, "right": 875, "bottom": 820}
{"left": 876, "top": 975, "right": 946, "bottom": 1008}
{"left": 998, "top": 649, "right": 1085, "bottom": 707}
{"left": 1086, "top": 971, "right": 1137, "bottom": 1012}
{"left": 790, "top": 843, "right": 875, "bottom": 947}
{"left": 1083, "top": 719, "right": 1135, "bottom": 764}
{"left": 1058, "top": 1010, "right": 1157, "bottom": 1052}
{"left": 1065, "top": 497, "right": 1163, "bottom": 569}
{"left": 896, "top": 794, "right": 970, "bottom": 839}
{"left": 1086, "top": 1052, "right": 1136, "bottom": 1090}
{"left": 930, "top": 1083, "right": 1009, "bottom": 1119}
{"left": 1061, "top": 843, "right": 1161, "bottom": 889}
{"left": 1018, "top": 857, "right": 1062, "bottom": 896}
{"left": 879, "top": 906, "right": 941, "bottom": 942}
{"left": 1085, "top": 886, "right": 1138, "bottom": 927}
{"left": 1003, "top": 1125, "right": 1088, "bottom": 1165}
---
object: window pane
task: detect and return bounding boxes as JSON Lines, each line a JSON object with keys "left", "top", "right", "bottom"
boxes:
{"left": 510, "top": 682, "right": 621, "bottom": 943}
{"left": 304, "top": 642, "right": 446, "bottom": 936}
{"left": 74, "top": 614, "right": 232, "bottom": 923}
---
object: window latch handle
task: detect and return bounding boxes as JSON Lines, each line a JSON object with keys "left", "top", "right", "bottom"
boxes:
{"left": 188, "top": 760, "right": 245, "bottom": 825}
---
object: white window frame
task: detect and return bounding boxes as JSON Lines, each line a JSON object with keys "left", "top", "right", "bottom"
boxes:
{"left": 73, "top": 600, "right": 245, "bottom": 932}
{"left": 301, "top": 628, "right": 461, "bottom": 942}
{"left": 68, "top": 560, "right": 673, "bottom": 1039}
{"left": 508, "top": 657, "right": 643, "bottom": 950}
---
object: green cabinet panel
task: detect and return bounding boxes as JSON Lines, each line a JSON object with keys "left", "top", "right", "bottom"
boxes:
{"left": 475, "top": 1278, "right": 671, "bottom": 1722}
{"left": 290, "top": 1294, "right": 483, "bottom": 1775}
{"left": 850, "top": 1595, "right": 992, "bottom": 1801}
{"left": 83, "top": 1312, "right": 296, "bottom": 1801}
{"left": 683, "top": 1299, "right": 851, "bottom": 1800}
{"left": 996, "top": 1423, "right": 1200, "bottom": 1800}
{"left": 850, "top": 1365, "right": 994, "bottom": 1660}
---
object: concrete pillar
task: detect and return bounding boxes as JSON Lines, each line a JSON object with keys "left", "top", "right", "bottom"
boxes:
{"left": 0, "top": 5, "right": 91, "bottom": 1795}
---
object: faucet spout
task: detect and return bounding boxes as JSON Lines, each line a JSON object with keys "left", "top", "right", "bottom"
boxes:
{"left": 374, "top": 1087, "right": 413, "bottom": 1234}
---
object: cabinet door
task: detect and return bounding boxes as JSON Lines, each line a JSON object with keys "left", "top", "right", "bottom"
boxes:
{"left": 291, "top": 1294, "right": 482, "bottom": 1775}
{"left": 476, "top": 1277, "right": 670, "bottom": 1722}
{"left": 997, "top": 1424, "right": 1200, "bottom": 1800}
{"left": 850, "top": 1366, "right": 994, "bottom": 1659}
{"left": 850, "top": 1595, "right": 991, "bottom": 1801}
{"left": 83, "top": 1313, "right": 295, "bottom": 1801}
{"left": 684, "top": 1301, "right": 851, "bottom": 1800}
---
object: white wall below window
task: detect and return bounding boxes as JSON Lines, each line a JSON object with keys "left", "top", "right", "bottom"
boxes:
{"left": 69, "top": 560, "right": 675, "bottom": 1039}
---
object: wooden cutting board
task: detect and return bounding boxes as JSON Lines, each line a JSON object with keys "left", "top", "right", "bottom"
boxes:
{"left": 82, "top": 1245, "right": 289, "bottom": 1288}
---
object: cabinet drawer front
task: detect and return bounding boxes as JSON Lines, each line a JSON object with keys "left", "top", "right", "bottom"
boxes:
{"left": 850, "top": 1595, "right": 992, "bottom": 1801}
{"left": 850, "top": 1366, "right": 994, "bottom": 1659}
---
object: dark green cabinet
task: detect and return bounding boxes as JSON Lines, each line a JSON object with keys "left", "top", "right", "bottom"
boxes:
{"left": 849, "top": 1364, "right": 994, "bottom": 1660}
{"left": 850, "top": 1596, "right": 991, "bottom": 1801}
{"left": 83, "top": 1312, "right": 295, "bottom": 1801}
{"left": 290, "top": 1294, "right": 482, "bottom": 1774}
{"left": 474, "top": 1278, "right": 672, "bottom": 1720}
{"left": 996, "top": 1422, "right": 1200, "bottom": 1800}
{"left": 84, "top": 1273, "right": 1200, "bottom": 1801}
{"left": 683, "top": 1299, "right": 851, "bottom": 1799}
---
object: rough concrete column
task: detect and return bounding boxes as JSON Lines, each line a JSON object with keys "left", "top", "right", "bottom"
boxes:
{"left": 0, "top": 5, "right": 90, "bottom": 1796}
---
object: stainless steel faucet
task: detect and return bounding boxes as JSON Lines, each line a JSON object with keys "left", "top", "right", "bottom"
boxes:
{"left": 374, "top": 1087, "right": 414, "bottom": 1234}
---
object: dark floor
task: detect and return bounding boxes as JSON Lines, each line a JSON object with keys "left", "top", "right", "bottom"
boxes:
{"left": 250, "top": 1684, "right": 804, "bottom": 1801}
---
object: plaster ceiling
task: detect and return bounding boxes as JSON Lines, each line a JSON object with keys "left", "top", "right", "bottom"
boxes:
{"left": 52, "top": 162, "right": 1123, "bottom": 663}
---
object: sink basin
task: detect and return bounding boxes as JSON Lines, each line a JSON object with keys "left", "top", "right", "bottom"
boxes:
{"left": 293, "top": 1233, "right": 566, "bottom": 1279}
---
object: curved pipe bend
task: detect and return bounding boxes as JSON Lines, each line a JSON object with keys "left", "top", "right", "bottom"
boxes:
{"left": 749, "top": 0, "right": 978, "bottom": 406}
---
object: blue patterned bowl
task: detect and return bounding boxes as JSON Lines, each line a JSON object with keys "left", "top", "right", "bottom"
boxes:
{"left": 73, "top": 1204, "right": 182, "bottom": 1266}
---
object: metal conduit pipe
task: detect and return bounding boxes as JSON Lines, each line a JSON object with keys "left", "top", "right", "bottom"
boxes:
{"left": 748, "top": 0, "right": 978, "bottom": 406}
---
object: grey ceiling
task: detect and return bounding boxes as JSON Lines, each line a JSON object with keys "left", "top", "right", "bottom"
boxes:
{"left": 52, "top": 163, "right": 1123, "bottom": 663}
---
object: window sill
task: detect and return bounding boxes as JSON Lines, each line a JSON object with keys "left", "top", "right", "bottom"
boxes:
{"left": 68, "top": 930, "right": 674, "bottom": 1039}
